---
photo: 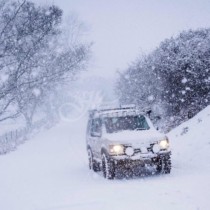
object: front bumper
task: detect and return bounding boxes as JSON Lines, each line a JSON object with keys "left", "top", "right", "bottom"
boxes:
{"left": 111, "top": 151, "right": 171, "bottom": 166}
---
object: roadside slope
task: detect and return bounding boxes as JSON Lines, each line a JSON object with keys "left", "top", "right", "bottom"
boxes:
{"left": 169, "top": 105, "right": 210, "bottom": 173}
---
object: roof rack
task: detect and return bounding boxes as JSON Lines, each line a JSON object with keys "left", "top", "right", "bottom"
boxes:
{"left": 96, "top": 104, "right": 136, "bottom": 112}
{"left": 88, "top": 104, "right": 152, "bottom": 119}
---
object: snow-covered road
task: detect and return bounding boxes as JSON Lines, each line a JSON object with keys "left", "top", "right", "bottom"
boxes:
{"left": 1, "top": 107, "right": 210, "bottom": 210}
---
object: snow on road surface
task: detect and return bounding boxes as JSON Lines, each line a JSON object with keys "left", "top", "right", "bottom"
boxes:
{"left": 1, "top": 106, "right": 210, "bottom": 210}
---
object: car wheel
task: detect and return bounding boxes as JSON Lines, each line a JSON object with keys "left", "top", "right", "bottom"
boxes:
{"left": 102, "top": 153, "right": 115, "bottom": 179}
{"left": 163, "top": 157, "right": 171, "bottom": 174}
{"left": 87, "top": 148, "right": 100, "bottom": 172}
{"left": 156, "top": 155, "right": 171, "bottom": 174}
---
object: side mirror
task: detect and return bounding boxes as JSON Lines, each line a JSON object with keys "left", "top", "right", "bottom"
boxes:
{"left": 91, "top": 132, "right": 101, "bottom": 137}
{"left": 146, "top": 110, "right": 152, "bottom": 118}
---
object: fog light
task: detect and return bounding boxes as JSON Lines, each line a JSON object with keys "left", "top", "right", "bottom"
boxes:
{"left": 152, "top": 144, "right": 160, "bottom": 153}
{"left": 125, "top": 147, "right": 134, "bottom": 156}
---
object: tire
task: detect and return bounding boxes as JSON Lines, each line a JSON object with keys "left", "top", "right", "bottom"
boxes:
{"left": 156, "top": 155, "right": 171, "bottom": 174}
{"left": 87, "top": 148, "right": 100, "bottom": 172}
{"left": 102, "top": 153, "right": 115, "bottom": 179}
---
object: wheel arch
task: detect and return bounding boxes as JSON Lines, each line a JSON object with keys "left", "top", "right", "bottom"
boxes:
{"left": 101, "top": 147, "right": 108, "bottom": 156}
{"left": 87, "top": 144, "right": 91, "bottom": 151}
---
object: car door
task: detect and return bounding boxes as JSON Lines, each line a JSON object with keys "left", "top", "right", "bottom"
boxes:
{"left": 89, "top": 118, "right": 102, "bottom": 159}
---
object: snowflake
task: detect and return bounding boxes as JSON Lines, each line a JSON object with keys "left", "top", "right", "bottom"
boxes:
{"left": 148, "top": 95, "right": 154, "bottom": 101}
{"left": 32, "top": 88, "right": 41, "bottom": 97}
{"left": 181, "top": 77, "right": 187, "bottom": 84}
{"left": 181, "top": 90, "right": 186, "bottom": 95}
{"left": 0, "top": 73, "right": 9, "bottom": 82}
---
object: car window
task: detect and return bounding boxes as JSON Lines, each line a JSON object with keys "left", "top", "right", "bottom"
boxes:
{"left": 91, "top": 118, "right": 102, "bottom": 136}
{"left": 104, "top": 115, "right": 150, "bottom": 133}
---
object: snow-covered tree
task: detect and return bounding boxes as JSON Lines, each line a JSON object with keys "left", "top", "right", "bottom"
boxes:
{"left": 116, "top": 28, "right": 210, "bottom": 131}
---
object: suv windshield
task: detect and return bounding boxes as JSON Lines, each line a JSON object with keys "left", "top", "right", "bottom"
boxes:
{"left": 104, "top": 115, "right": 150, "bottom": 133}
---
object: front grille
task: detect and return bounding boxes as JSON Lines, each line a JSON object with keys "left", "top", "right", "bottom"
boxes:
{"left": 134, "top": 148, "right": 141, "bottom": 153}
{"left": 132, "top": 144, "right": 155, "bottom": 154}
{"left": 147, "top": 144, "right": 154, "bottom": 152}
{"left": 125, "top": 143, "right": 154, "bottom": 155}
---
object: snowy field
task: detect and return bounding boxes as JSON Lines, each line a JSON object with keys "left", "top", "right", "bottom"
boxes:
{"left": 0, "top": 106, "right": 210, "bottom": 210}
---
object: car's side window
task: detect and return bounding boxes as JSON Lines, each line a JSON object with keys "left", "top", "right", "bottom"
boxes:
{"left": 90, "top": 118, "right": 102, "bottom": 137}
{"left": 87, "top": 120, "right": 92, "bottom": 136}
{"left": 90, "top": 120, "right": 95, "bottom": 136}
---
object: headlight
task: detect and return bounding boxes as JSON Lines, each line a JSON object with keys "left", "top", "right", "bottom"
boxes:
{"left": 159, "top": 139, "right": 169, "bottom": 150}
{"left": 109, "top": 145, "right": 124, "bottom": 155}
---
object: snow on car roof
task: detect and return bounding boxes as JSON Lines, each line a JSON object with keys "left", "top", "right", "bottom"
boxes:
{"left": 89, "top": 106, "right": 151, "bottom": 119}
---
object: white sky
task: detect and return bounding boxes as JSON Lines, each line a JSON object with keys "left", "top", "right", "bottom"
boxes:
{"left": 34, "top": 0, "right": 210, "bottom": 79}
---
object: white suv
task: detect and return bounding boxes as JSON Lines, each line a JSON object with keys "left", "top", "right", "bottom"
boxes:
{"left": 86, "top": 106, "right": 171, "bottom": 179}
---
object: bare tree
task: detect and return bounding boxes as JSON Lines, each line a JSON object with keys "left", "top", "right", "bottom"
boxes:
{"left": 0, "top": 0, "right": 90, "bottom": 126}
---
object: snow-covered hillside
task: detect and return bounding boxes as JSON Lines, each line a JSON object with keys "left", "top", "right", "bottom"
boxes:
{"left": 169, "top": 105, "right": 210, "bottom": 173}
{"left": 0, "top": 106, "right": 210, "bottom": 210}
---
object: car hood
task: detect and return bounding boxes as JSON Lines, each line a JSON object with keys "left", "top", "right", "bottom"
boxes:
{"left": 103, "top": 130, "right": 166, "bottom": 147}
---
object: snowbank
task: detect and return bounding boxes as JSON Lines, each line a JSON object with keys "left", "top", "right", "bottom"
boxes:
{"left": 169, "top": 105, "right": 210, "bottom": 172}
